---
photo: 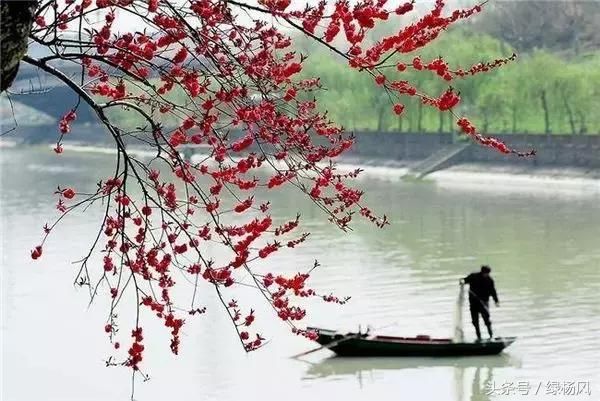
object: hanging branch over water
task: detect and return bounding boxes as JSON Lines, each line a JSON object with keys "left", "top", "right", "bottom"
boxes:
{"left": 0, "top": 0, "right": 533, "bottom": 393}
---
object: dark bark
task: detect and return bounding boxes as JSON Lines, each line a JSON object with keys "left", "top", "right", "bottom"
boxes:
{"left": 417, "top": 101, "right": 423, "bottom": 133}
{"left": 1, "top": 0, "right": 37, "bottom": 93}
{"left": 562, "top": 94, "right": 577, "bottom": 135}
{"left": 482, "top": 112, "right": 489, "bottom": 133}
{"left": 540, "top": 89, "right": 551, "bottom": 135}
{"left": 376, "top": 104, "right": 386, "bottom": 131}
{"left": 576, "top": 111, "right": 587, "bottom": 135}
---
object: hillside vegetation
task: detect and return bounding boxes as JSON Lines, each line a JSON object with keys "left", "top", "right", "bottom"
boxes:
{"left": 301, "top": 27, "right": 599, "bottom": 135}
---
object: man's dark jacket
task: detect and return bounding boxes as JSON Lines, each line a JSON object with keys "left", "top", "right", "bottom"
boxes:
{"left": 464, "top": 272, "right": 499, "bottom": 306}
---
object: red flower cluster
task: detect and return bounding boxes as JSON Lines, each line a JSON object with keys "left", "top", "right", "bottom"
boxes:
{"left": 126, "top": 328, "right": 145, "bottom": 370}
{"left": 457, "top": 118, "right": 534, "bottom": 156}
{"left": 437, "top": 89, "right": 461, "bottom": 111}
{"left": 30, "top": 0, "right": 532, "bottom": 385}
{"left": 58, "top": 110, "right": 76, "bottom": 134}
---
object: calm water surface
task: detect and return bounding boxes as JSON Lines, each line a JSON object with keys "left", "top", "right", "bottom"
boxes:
{"left": 1, "top": 148, "right": 599, "bottom": 401}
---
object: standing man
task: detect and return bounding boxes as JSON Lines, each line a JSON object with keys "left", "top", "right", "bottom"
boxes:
{"left": 460, "top": 265, "right": 499, "bottom": 340}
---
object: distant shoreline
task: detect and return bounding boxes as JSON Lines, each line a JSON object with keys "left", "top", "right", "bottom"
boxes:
{"left": 2, "top": 141, "right": 599, "bottom": 194}
{"left": 334, "top": 159, "right": 600, "bottom": 194}
{"left": 0, "top": 139, "right": 17, "bottom": 148}
{"left": 428, "top": 164, "right": 600, "bottom": 195}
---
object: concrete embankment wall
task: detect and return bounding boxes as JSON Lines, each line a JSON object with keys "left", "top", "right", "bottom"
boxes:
{"left": 11, "top": 124, "right": 600, "bottom": 169}
{"left": 346, "top": 132, "right": 600, "bottom": 169}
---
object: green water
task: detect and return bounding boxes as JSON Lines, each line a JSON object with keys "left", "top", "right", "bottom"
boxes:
{"left": 2, "top": 147, "right": 599, "bottom": 401}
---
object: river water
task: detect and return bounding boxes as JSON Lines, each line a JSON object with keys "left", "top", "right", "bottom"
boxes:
{"left": 1, "top": 147, "right": 599, "bottom": 401}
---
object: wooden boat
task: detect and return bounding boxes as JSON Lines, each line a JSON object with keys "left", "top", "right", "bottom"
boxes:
{"left": 308, "top": 327, "right": 516, "bottom": 357}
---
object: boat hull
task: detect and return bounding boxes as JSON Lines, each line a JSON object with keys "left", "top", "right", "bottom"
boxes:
{"left": 310, "top": 328, "right": 516, "bottom": 357}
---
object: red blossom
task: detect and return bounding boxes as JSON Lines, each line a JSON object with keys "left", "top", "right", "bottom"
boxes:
{"left": 283, "top": 88, "right": 296, "bottom": 101}
{"left": 233, "top": 197, "right": 253, "bottom": 213}
{"left": 58, "top": 110, "right": 76, "bottom": 134}
{"left": 35, "top": 16, "right": 46, "bottom": 27}
{"left": 438, "top": 88, "right": 460, "bottom": 110}
{"left": 148, "top": 0, "right": 159, "bottom": 12}
{"left": 62, "top": 188, "right": 76, "bottom": 199}
{"left": 173, "top": 47, "right": 188, "bottom": 64}
{"left": 30, "top": 245, "right": 43, "bottom": 260}
{"left": 244, "top": 310, "right": 255, "bottom": 326}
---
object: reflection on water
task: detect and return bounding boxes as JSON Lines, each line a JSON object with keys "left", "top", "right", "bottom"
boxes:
{"left": 2, "top": 148, "right": 600, "bottom": 401}
{"left": 304, "top": 354, "right": 521, "bottom": 378}
{"left": 304, "top": 355, "right": 521, "bottom": 401}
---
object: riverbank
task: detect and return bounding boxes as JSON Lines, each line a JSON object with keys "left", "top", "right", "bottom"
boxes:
{"left": 2, "top": 142, "right": 599, "bottom": 195}
{"left": 435, "top": 163, "right": 600, "bottom": 180}
{"left": 347, "top": 132, "right": 600, "bottom": 168}
{"left": 0, "top": 139, "right": 17, "bottom": 148}
{"left": 333, "top": 158, "right": 600, "bottom": 196}
{"left": 428, "top": 163, "right": 600, "bottom": 195}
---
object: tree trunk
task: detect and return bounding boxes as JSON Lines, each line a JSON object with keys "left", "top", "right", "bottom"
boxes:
{"left": 512, "top": 104, "right": 518, "bottom": 133}
{"left": 561, "top": 94, "right": 577, "bottom": 135}
{"left": 417, "top": 102, "right": 423, "bottom": 133}
{"left": 482, "top": 115, "right": 489, "bottom": 133}
{"left": 1, "top": 0, "right": 38, "bottom": 93}
{"left": 540, "top": 89, "right": 551, "bottom": 135}
{"left": 438, "top": 111, "right": 444, "bottom": 133}
{"left": 397, "top": 115, "right": 403, "bottom": 132}
{"left": 576, "top": 111, "right": 587, "bottom": 135}
{"left": 376, "top": 105, "right": 386, "bottom": 132}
